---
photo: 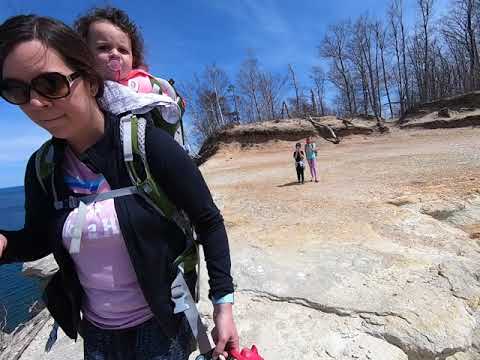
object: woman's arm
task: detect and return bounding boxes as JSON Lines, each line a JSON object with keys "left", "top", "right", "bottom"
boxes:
{"left": 145, "top": 126, "right": 239, "bottom": 356}
{"left": 145, "top": 126, "right": 234, "bottom": 299}
{"left": 0, "top": 153, "right": 54, "bottom": 264}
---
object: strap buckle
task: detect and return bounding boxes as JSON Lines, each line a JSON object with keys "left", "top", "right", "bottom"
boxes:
{"left": 53, "top": 196, "right": 80, "bottom": 210}
{"left": 171, "top": 284, "right": 190, "bottom": 314}
{"left": 68, "top": 196, "right": 80, "bottom": 209}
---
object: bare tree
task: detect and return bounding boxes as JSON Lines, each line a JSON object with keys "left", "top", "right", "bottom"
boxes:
{"left": 258, "top": 71, "right": 287, "bottom": 120}
{"left": 227, "top": 84, "right": 240, "bottom": 123}
{"left": 354, "top": 17, "right": 381, "bottom": 119}
{"left": 183, "top": 0, "right": 480, "bottom": 139}
{"left": 281, "top": 100, "right": 290, "bottom": 119}
{"left": 388, "top": 0, "right": 411, "bottom": 113}
{"left": 204, "top": 64, "right": 229, "bottom": 127}
{"left": 321, "top": 21, "right": 357, "bottom": 115}
{"left": 417, "top": 0, "right": 435, "bottom": 101}
{"left": 181, "top": 65, "right": 232, "bottom": 142}
{"left": 287, "top": 89, "right": 312, "bottom": 118}
{"left": 400, "top": 0, "right": 410, "bottom": 108}
{"left": 310, "top": 66, "right": 327, "bottom": 116}
{"left": 389, "top": 0, "right": 406, "bottom": 114}
{"left": 288, "top": 64, "right": 301, "bottom": 116}
{"left": 368, "top": 20, "right": 382, "bottom": 119}
{"left": 442, "top": 0, "right": 480, "bottom": 91}
{"left": 237, "top": 55, "right": 263, "bottom": 122}
{"left": 465, "top": 0, "right": 480, "bottom": 88}
{"left": 310, "top": 89, "right": 317, "bottom": 115}
{"left": 339, "top": 16, "right": 386, "bottom": 122}
{"left": 374, "top": 20, "right": 394, "bottom": 118}
{"left": 349, "top": 21, "right": 370, "bottom": 115}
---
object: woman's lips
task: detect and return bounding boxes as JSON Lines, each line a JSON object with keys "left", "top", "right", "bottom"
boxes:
{"left": 43, "top": 115, "right": 64, "bottom": 122}
{"left": 40, "top": 115, "right": 65, "bottom": 128}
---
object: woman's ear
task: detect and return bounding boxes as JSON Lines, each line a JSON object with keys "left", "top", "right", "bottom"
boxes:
{"left": 85, "top": 79, "right": 99, "bottom": 97}
{"left": 90, "top": 82, "right": 99, "bottom": 97}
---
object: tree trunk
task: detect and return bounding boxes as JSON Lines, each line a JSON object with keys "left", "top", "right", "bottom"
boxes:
{"left": 288, "top": 64, "right": 301, "bottom": 115}
{"left": 400, "top": 2, "right": 410, "bottom": 109}
{"left": 380, "top": 39, "right": 394, "bottom": 118}
{"left": 390, "top": 7, "right": 405, "bottom": 115}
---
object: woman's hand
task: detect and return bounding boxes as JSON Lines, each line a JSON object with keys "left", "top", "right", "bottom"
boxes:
{"left": 0, "top": 234, "right": 7, "bottom": 258}
{"left": 211, "top": 303, "right": 239, "bottom": 360}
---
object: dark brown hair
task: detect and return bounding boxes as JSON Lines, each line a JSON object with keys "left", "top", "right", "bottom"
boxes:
{"left": 74, "top": 7, "right": 145, "bottom": 69}
{"left": 0, "top": 14, "right": 104, "bottom": 97}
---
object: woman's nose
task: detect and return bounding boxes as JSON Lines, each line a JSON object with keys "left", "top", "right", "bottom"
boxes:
{"left": 28, "top": 90, "right": 51, "bottom": 108}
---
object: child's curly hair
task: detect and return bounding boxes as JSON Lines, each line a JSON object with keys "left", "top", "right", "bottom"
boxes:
{"left": 74, "top": 7, "right": 146, "bottom": 69}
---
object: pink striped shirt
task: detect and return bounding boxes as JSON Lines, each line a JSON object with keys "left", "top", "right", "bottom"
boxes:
{"left": 61, "top": 147, "right": 153, "bottom": 329}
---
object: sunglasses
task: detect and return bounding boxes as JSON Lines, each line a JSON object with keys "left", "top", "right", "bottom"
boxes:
{"left": 0, "top": 72, "right": 81, "bottom": 105}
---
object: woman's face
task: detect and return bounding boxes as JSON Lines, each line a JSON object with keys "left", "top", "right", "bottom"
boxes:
{"left": 2, "top": 40, "right": 98, "bottom": 140}
{"left": 87, "top": 21, "right": 134, "bottom": 81}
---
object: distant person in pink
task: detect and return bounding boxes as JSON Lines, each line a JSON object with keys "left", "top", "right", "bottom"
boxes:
{"left": 305, "top": 137, "right": 319, "bottom": 182}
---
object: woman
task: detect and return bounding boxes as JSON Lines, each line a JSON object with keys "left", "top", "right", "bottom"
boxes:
{"left": 0, "top": 15, "right": 238, "bottom": 360}
{"left": 304, "top": 137, "right": 318, "bottom": 183}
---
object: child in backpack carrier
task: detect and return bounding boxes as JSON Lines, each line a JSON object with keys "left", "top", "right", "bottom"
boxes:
{"left": 74, "top": 7, "right": 186, "bottom": 144}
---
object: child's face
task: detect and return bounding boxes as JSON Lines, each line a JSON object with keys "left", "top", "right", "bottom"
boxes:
{"left": 86, "top": 21, "right": 134, "bottom": 81}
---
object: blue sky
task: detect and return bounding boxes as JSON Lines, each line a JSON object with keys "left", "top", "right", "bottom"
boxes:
{"left": 0, "top": 0, "right": 449, "bottom": 188}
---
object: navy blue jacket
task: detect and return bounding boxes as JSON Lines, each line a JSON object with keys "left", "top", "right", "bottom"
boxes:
{"left": 0, "top": 112, "right": 233, "bottom": 339}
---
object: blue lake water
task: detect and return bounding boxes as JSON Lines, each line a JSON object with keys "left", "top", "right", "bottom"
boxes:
{"left": 0, "top": 186, "right": 42, "bottom": 333}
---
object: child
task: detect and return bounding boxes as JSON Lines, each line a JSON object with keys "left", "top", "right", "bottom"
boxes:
{"left": 305, "top": 137, "right": 318, "bottom": 182}
{"left": 293, "top": 143, "right": 305, "bottom": 184}
{"left": 74, "top": 7, "right": 186, "bottom": 144}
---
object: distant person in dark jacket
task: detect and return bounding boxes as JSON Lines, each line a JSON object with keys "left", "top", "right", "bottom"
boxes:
{"left": 293, "top": 143, "right": 305, "bottom": 184}
{"left": 0, "top": 14, "right": 238, "bottom": 360}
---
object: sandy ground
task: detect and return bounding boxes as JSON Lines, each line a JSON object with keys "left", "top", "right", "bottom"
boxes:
{"left": 190, "top": 127, "right": 480, "bottom": 359}
{"left": 201, "top": 127, "right": 480, "bottom": 251}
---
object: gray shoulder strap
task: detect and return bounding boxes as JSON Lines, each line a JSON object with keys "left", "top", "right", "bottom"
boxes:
{"left": 171, "top": 268, "right": 213, "bottom": 355}
{"left": 120, "top": 115, "right": 134, "bottom": 162}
